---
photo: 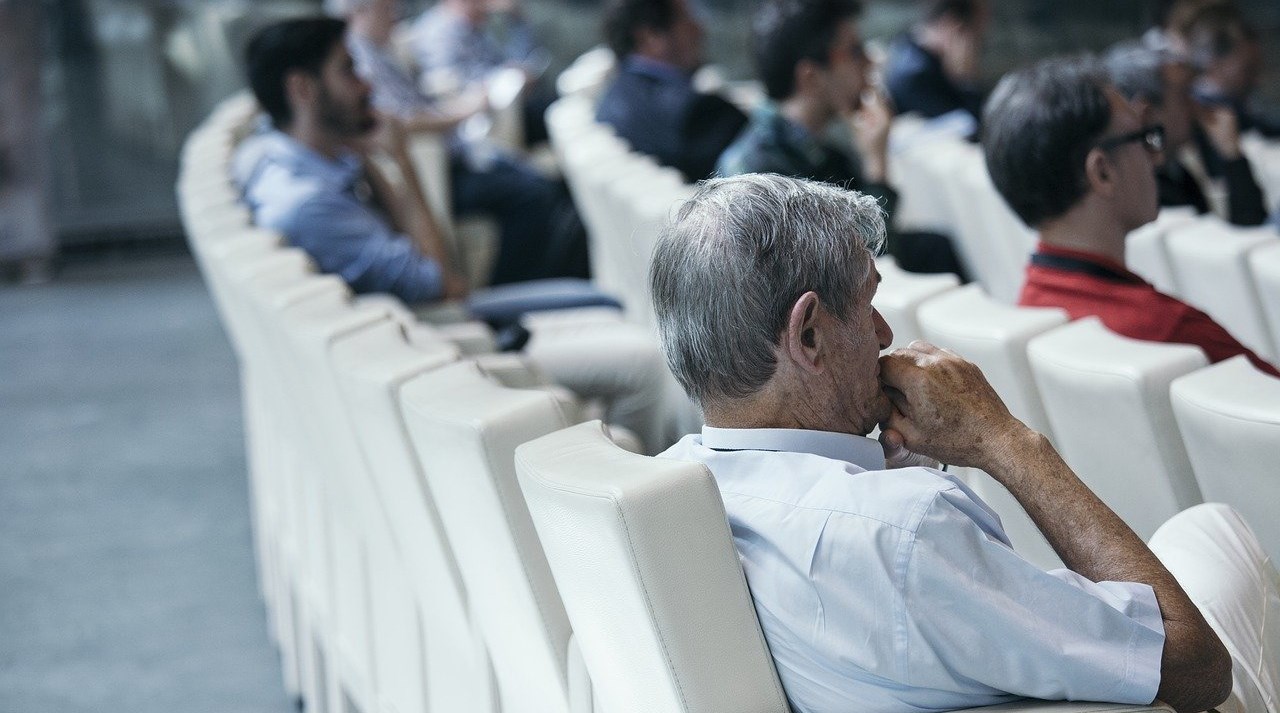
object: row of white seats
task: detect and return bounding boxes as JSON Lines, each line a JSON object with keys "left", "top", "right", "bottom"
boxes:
{"left": 179, "top": 93, "right": 1179, "bottom": 713}
{"left": 876, "top": 263, "right": 1280, "bottom": 571}
{"left": 1128, "top": 207, "right": 1280, "bottom": 361}
{"left": 889, "top": 118, "right": 1280, "bottom": 317}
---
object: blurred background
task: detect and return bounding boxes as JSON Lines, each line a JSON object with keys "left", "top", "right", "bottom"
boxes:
{"left": 1, "top": 0, "right": 1277, "bottom": 280}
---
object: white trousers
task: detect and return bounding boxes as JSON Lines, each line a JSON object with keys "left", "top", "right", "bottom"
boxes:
{"left": 1150, "top": 503, "right": 1280, "bottom": 713}
{"left": 523, "top": 308, "right": 672, "bottom": 454}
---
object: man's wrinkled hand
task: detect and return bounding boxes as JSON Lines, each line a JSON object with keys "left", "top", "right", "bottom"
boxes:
{"left": 878, "top": 341, "right": 1026, "bottom": 472}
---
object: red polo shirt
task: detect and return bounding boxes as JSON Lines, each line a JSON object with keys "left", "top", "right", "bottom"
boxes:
{"left": 1019, "top": 243, "right": 1279, "bottom": 377}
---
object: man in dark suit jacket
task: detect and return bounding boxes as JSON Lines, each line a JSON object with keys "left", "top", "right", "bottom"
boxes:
{"left": 595, "top": 0, "right": 747, "bottom": 181}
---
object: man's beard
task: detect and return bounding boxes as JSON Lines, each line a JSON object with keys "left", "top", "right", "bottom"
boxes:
{"left": 317, "top": 85, "right": 375, "bottom": 138}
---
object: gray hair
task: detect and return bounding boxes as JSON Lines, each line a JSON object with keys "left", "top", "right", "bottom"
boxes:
{"left": 1105, "top": 40, "right": 1169, "bottom": 105}
{"left": 649, "top": 174, "right": 886, "bottom": 408}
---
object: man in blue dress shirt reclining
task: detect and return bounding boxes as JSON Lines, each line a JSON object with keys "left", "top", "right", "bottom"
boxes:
{"left": 651, "top": 173, "right": 1278, "bottom": 713}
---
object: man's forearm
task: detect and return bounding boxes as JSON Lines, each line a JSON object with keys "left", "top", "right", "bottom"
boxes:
{"left": 983, "top": 428, "right": 1231, "bottom": 713}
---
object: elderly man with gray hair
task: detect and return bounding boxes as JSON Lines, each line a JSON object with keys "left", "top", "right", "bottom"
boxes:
{"left": 650, "top": 174, "right": 1251, "bottom": 713}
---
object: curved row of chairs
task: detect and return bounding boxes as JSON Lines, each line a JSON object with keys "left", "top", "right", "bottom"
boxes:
{"left": 545, "top": 79, "right": 1278, "bottom": 569}
{"left": 178, "top": 82, "right": 1272, "bottom": 713}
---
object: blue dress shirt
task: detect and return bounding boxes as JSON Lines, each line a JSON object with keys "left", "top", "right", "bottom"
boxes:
{"left": 660, "top": 426, "right": 1165, "bottom": 713}
{"left": 233, "top": 129, "right": 444, "bottom": 303}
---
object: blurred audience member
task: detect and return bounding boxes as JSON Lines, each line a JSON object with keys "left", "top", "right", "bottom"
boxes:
{"left": 718, "top": 0, "right": 965, "bottom": 278}
{"left": 236, "top": 17, "right": 466, "bottom": 303}
{"left": 983, "top": 57, "right": 1278, "bottom": 376}
{"left": 883, "top": 0, "right": 988, "bottom": 132}
{"left": 596, "top": 0, "right": 747, "bottom": 181}
{"left": 1183, "top": 3, "right": 1279, "bottom": 138}
{"left": 410, "top": 0, "right": 555, "bottom": 144}
{"left": 236, "top": 17, "right": 668, "bottom": 452}
{"left": 340, "top": 0, "right": 586, "bottom": 285}
{"left": 1106, "top": 40, "right": 1267, "bottom": 226}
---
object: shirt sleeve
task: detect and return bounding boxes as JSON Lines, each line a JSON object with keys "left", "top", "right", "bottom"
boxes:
{"left": 1166, "top": 304, "right": 1280, "bottom": 377}
{"left": 901, "top": 485, "right": 1166, "bottom": 704}
{"left": 285, "top": 193, "right": 444, "bottom": 304}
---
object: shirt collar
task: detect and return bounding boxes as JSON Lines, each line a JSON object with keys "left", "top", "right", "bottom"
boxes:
{"left": 624, "top": 55, "right": 692, "bottom": 85}
{"left": 257, "top": 129, "right": 363, "bottom": 189}
{"left": 1034, "top": 242, "right": 1147, "bottom": 284}
{"left": 754, "top": 101, "right": 829, "bottom": 167}
{"left": 701, "top": 426, "right": 887, "bottom": 471}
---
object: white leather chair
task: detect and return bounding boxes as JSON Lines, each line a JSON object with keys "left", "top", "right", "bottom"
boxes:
{"left": 267, "top": 280, "right": 389, "bottom": 713}
{"left": 399, "top": 361, "right": 589, "bottom": 713}
{"left": 555, "top": 45, "right": 616, "bottom": 101}
{"left": 1124, "top": 207, "right": 1199, "bottom": 296}
{"left": 1247, "top": 241, "right": 1280, "bottom": 359}
{"left": 873, "top": 256, "right": 960, "bottom": 350}
{"left": 1164, "top": 217, "right": 1277, "bottom": 360}
{"left": 328, "top": 320, "right": 502, "bottom": 713}
{"left": 516, "top": 420, "right": 790, "bottom": 713}
{"left": 959, "top": 155, "right": 1035, "bottom": 302}
{"left": 1027, "top": 317, "right": 1206, "bottom": 539}
{"left": 1170, "top": 356, "right": 1280, "bottom": 563}
{"left": 917, "top": 284, "right": 1068, "bottom": 569}
{"left": 515, "top": 421, "right": 1173, "bottom": 713}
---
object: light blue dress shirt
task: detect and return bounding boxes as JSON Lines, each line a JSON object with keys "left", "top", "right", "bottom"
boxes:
{"left": 660, "top": 427, "right": 1165, "bottom": 713}
{"left": 232, "top": 129, "right": 444, "bottom": 303}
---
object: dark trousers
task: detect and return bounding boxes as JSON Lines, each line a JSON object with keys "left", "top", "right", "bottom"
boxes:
{"left": 890, "top": 230, "right": 970, "bottom": 283}
{"left": 450, "top": 150, "right": 588, "bottom": 285}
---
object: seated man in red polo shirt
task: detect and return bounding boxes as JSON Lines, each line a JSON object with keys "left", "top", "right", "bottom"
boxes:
{"left": 982, "top": 56, "right": 1278, "bottom": 377}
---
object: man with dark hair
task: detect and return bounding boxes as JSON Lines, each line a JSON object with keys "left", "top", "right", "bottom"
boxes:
{"left": 595, "top": 0, "right": 747, "bottom": 181}
{"left": 882, "top": 0, "right": 988, "bottom": 129}
{"left": 983, "top": 56, "right": 1278, "bottom": 376}
{"left": 717, "top": 0, "right": 965, "bottom": 277}
{"left": 234, "top": 17, "right": 671, "bottom": 452}
{"left": 238, "top": 16, "right": 465, "bottom": 302}
{"left": 1105, "top": 39, "right": 1267, "bottom": 226}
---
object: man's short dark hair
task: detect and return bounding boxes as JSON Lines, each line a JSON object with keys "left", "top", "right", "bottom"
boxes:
{"left": 982, "top": 56, "right": 1113, "bottom": 228}
{"left": 752, "top": 0, "right": 863, "bottom": 101}
{"left": 602, "top": 0, "right": 678, "bottom": 59}
{"left": 921, "top": 0, "right": 982, "bottom": 25}
{"left": 245, "top": 17, "right": 348, "bottom": 129}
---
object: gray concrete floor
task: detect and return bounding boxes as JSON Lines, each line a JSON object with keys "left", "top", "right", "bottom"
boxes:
{"left": 0, "top": 254, "right": 293, "bottom": 712}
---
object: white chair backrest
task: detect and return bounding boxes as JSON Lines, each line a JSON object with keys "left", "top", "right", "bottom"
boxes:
{"left": 1164, "top": 217, "right": 1277, "bottom": 360}
{"left": 959, "top": 155, "right": 1035, "bottom": 302}
{"left": 515, "top": 421, "right": 791, "bottom": 713}
{"left": 916, "top": 284, "right": 1068, "bottom": 569}
{"left": 399, "top": 360, "right": 580, "bottom": 713}
{"left": 1248, "top": 241, "right": 1280, "bottom": 359}
{"left": 1027, "top": 317, "right": 1207, "bottom": 539}
{"left": 873, "top": 256, "right": 960, "bottom": 350}
{"left": 1125, "top": 207, "right": 1199, "bottom": 295}
{"left": 1170, "top": 356, "right": 1280, "bottom": 563}
{"left": 328, "top": 320, "right": 501, "bottom": 713}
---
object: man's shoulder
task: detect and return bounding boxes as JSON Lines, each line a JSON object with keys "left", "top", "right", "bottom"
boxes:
{"left": 660, "top": 436, "right": 962, "bottom": 532}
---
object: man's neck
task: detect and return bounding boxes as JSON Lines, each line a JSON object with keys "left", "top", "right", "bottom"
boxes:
{"left": 1036, "top": 202, "right": 1129, "bottom": 265}
{"left": 780, "top": 95, "right": 833, "bottom": 137}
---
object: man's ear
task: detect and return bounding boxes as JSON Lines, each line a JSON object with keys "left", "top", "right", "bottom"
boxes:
{"left": 1083, "top": 146, "right": 1115, "bottom": 198}
{"left": 782, "top": 291, "right": 824, "bottom": 376}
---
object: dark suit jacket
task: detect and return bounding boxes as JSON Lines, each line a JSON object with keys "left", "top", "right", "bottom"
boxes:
{"left": 595, "top": 56, "right": 747, "bottom": 181}
{"left": 1158, "top": 128, "right": 1268, "bottom": 227}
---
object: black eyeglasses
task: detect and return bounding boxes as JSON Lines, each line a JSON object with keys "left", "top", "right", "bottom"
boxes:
{"left": 1095, "top": 124, "right": 1166, "bottom": 155}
